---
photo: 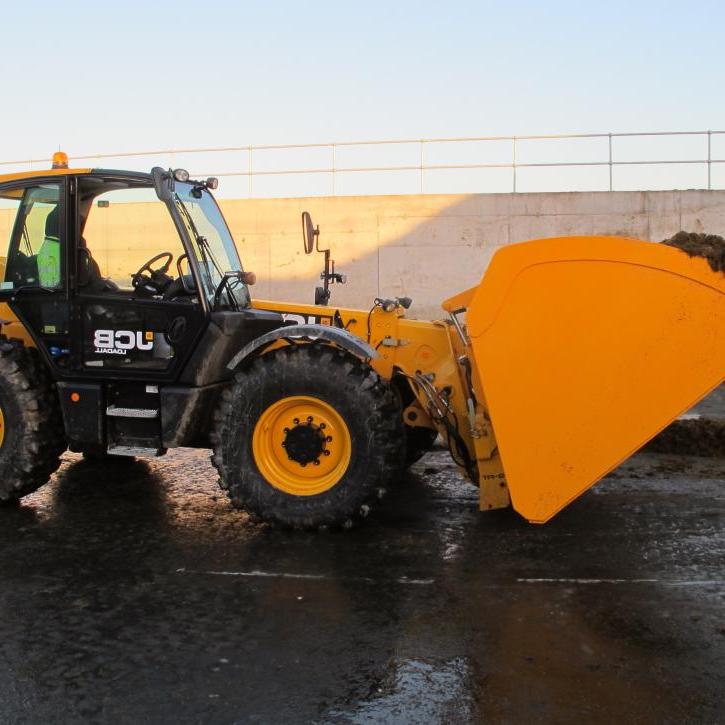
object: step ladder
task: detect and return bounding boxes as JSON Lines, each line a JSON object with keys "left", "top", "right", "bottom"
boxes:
{"left": 104, "top": 395, "right": 166, "bottom": 458}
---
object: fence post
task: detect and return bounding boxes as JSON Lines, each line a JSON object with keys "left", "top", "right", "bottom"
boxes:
{"left": 512, "top": 137, "right": 517, "bottom": 193}
{"left": 608, "top": 133, "right": 613, "bottom": 191}
{"left": 332, "top": 144, "right": 336, "bottom": 196}
{"left": 420, "top": 140, "right": 425, "bottom": 194}
{"left": 707, "top": 130, "right": 712, "bottom": 190}
{"left": 248, "top": 146, "right": 253, "bottom": 197}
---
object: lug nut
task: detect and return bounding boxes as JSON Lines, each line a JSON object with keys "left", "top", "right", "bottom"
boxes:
{"left": 281, "top": 442, "right": 287, "bottom": 447}
{"left": 307, "top": 416, "right": 313, "bottom": 423}
{"left": 325, "top": 436, "right": 332, "bottom": 442}
{"left": 323, "top": 450, "right": 331, "bottom": 457}
{"left": 293, "top": 418, "right": 299, "bottom": 425}
{"left": 319, "top": 423, "right": 326, "bottom": 429}
{"left": 284, "top": 427, "right": 290, "bottom": 433}
{"left": 313, "top": 460, "right": 320, "bottom": 466}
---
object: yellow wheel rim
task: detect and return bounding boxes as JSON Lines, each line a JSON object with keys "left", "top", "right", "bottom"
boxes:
{"left": 252, "top": 395, "right": 352, "bottom": 496}
{"left": 0, "top": 405, "right": 4, "bottom": 449}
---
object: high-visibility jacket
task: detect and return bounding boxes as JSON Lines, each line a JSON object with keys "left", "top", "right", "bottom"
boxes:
{"left": 37, "top": 235, "right": 60, "bottom": 287}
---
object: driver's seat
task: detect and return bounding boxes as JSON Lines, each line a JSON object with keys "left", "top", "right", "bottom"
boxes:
{"left": 78, "top": 238, "right": 119, "bottom": 294}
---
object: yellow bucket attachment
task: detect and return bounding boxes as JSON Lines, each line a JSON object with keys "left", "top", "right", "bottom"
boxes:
{"left": 466, "top": 236, "right": 725, "bottom": 523}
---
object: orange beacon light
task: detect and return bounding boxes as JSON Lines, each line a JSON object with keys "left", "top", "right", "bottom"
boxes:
{"left": 51, "top": 151, "right": 69, "bottom": 169}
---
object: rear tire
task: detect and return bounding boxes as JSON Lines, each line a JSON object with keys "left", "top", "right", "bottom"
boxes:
{"left": 211, "top": 345, "right": 404, "bottom": 529}
{"left": 0, "top": 342, "right": 66, "bottom": 504}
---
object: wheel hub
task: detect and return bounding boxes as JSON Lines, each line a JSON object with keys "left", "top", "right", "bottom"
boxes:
{"left": 0, "top": 405, "right": 5, "bottom": 449}
{"left": 283, "top": 421, "right": 326, "bottom": 466}
{"left": 252, "top": 396, "right": 351, "bottom": 496}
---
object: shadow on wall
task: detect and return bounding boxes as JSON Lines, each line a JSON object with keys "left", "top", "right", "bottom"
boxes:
{"left": 222, "top": 189, "right": 725, "bottom": 319}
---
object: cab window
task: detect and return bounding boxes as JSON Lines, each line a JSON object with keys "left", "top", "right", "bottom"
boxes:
{"left": 79, "top": 180, "right": 186, "bottom": 293}
{"left": 0, "top": 183, "right": 62, "bottom": 291}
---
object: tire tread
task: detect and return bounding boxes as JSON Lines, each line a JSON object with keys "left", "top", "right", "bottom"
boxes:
{"left": 0, "top": 341, "right": 66, "bottom": 503}
{"left": 211, "top": 345, "right": 404, "bottom": 529}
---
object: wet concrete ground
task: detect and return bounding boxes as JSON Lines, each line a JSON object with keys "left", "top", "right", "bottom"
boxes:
{"left": 0, "top": 448, "right": 723, "bottom": 724}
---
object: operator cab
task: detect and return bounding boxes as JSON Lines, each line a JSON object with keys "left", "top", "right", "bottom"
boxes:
{"left": 0, "top": 157, "right": 275, "bottom": 383}
{"left": 76, "top": 172, "right": 251, "bottom": 308}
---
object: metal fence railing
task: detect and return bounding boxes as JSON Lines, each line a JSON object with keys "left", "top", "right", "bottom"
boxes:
{"left": 2, "top": 130, "right": 724, "bottom": 197}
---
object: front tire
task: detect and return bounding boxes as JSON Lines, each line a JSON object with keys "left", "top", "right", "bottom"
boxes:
{"left": 0, "top": 342, "right": 66, "bottom": 504}
{"left": 211, "top": 345, "right": 404, "bottom": 529}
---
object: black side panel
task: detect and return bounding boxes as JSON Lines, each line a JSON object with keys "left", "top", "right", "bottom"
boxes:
{"left": 57, "top": 382, "right": 104, "bottom": 446}
{"left": 160, "top": 384, "right": 226, "bottom": 447}
{"left": 8, "top": 298, "right": 72, "bottom": 374}
{"left": 178, "top": 309, "right": 284, "bottom": 386}
{"left": 77, "top": 296, "right": 207, "bottom": 380}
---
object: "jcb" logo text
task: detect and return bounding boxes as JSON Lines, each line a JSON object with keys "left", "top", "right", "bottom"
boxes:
{"left": 94, "top": 330, "right": 154, "bottom": 355}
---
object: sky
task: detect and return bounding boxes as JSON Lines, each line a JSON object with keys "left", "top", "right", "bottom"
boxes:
{"left": 1, "top": 1, "right": 724, "bottom": 193}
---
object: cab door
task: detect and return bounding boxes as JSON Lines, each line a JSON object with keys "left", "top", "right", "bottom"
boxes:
{"left": 70, "top": 176, "right": 208, "bottom": 381}
{"left": 0, "top": 176, "right": 72, "bottom": 372}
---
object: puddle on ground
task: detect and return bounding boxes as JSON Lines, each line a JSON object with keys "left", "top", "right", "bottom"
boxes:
{"left": 323, "top": 657, "right": 475, "bottom": 724}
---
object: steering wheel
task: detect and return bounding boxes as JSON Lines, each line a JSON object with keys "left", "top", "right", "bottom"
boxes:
{"left": 132, "top": 252, "right": 174, "bottom": 296}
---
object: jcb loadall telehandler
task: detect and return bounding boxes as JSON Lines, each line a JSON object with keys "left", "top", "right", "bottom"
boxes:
{"left": 0, "top": 155, "right": 722, "bottom": 528}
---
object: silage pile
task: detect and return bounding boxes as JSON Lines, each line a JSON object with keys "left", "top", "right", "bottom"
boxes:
{"left": 661, "top": 231, "right": 725, "bottom": 273}
{"left": 646, "top": 418, "right": 725, "bottom": 458}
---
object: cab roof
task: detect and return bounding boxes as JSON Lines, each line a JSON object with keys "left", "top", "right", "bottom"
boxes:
{"left": 0, "top": 168, "right": 153, "bottom": 185}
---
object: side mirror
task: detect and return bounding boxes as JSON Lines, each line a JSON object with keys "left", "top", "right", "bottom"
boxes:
{"left": 302, "top": 211, "right": 318, "bottom": 255}
{"left": 301, "top": 210, "right": 348, "bottom": 307}
{"left": 151, "top": 167, "right": 173, "bottom": 202}
{"left": 314, "top": 286, "right": 330, "bottom": 306}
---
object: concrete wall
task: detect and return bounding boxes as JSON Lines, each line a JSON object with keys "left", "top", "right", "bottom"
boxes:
{"left": 220, "top": 190, "right": 725, "bottom": 319}
{"left": 2, "top": 190, "right": 723, "bottom": 319}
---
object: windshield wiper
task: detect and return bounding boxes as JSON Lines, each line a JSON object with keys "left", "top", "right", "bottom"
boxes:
{"left": 195, "top": 231, "right": 239, "bottom": 311}
{"left": 174, "top": 199, "right": 214, "bottom": 289}
{"left": 174, "top": 196, "right": 239, "bottom": 311}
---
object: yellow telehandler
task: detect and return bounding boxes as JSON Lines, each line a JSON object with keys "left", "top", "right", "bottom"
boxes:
{"left": 0, "top": 155, "right": 722, "bottom": 528}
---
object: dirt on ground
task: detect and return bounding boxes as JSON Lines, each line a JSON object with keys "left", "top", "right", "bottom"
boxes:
{"left": 646, "top": 418, "right": 725, "bottom": 457}
{"left": 661, "top": 231, "right": 725, "bottom": 273}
